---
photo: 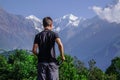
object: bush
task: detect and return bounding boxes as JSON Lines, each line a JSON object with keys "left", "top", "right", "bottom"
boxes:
{"left": 0, "top": 49, "right": 37, "bottom": 80}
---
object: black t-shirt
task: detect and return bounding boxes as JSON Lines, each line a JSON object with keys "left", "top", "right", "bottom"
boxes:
{"left": 34, "top": 30, "right": 59, "bottom": 62}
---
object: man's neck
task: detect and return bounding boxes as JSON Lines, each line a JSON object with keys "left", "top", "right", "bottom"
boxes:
{"left": 44, "top": 27, "right": 51, "bottom": 31}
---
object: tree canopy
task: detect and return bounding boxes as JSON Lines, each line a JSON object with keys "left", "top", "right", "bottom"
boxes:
{"left": 0, "top": 49, "right": 120, "bottom": 80}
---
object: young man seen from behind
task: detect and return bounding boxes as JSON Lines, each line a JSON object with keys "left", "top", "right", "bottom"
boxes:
{"left": 32, "top": 16, "right": 65, "bottom": 80}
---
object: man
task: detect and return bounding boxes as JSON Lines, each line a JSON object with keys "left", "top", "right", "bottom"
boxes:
{"left": 32, "top": 16, "right": 65, "bottom": 80}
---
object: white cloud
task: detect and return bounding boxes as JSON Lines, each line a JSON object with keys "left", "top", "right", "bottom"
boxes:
{"left": 92, "top": 0, "right": 120, "bottom": 24}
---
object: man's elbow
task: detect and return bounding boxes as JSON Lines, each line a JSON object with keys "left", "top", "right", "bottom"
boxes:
{"left": 32, "top": 49, "right": 37, "bottom": 55}
{"left": 32, "top": 49, "right": 35, "bottom": 54}
{"left": 32, "top": 44, "right": 38, "bottom": 55}
{"left": 58, "top": 43, "right": 63, "bottom": 49}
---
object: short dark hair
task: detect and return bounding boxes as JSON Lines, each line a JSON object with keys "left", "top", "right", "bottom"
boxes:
{"left": 43, "top": 17, "right": 53, "bottom": 27}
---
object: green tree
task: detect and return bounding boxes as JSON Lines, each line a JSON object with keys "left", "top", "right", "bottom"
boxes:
{"left": 88, "top": 59, "right": 106, "bottom": 80}
{"left": 0, "top": 49, "right": 37, "bottom": 80}
{"left": 106, "top": 57, "right": 120, "bottom": 80}
{"left": 74, "top": 56, "right": 88, "bottom": 80}
{"left": 0, "top": 55, "right": 9, "bottom": 80}
{"left": 58, "top": 54, "right": 79, "bottom": 80}
{"left": 10, "top": 49, "right": 37, "bottom": 80}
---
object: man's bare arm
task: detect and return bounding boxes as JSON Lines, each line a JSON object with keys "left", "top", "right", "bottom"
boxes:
{"left": 32, "top": 44, "right": 38, "bottom": 56}
{"left": 55, "top": 38, "right": 65, "bottom": 61}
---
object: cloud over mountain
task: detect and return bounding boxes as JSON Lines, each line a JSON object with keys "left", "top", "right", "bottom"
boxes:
{"left": 92, "top": 0, "right": 120, "bottom": 24}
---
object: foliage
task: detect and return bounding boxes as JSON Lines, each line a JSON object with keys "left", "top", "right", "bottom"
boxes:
{"left": 0, "top": 49, "right": 37, "bottom": 80}
{"left": 58, "top": 55, "right": 80, "bottom": 80}
{"left": 87, "top": 59, "right": 106, "bottom": 80}
{"left": 106, "top": 57, "right": 120, "bottom": 80}
{"left": 0, "top": 55, "right": 9, "bottom": 80}
{"left": 0, "top": 49, "right": 120, "bottom": 80}
{"left": 74, "top": 56, "right": 88, "bottom": 80}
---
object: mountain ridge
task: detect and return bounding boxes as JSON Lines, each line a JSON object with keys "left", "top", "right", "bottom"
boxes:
{"left": 0, "top": 8, "right": 120, "bottom": 70}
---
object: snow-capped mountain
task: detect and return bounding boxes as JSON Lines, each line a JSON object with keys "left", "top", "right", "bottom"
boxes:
{"left": 0, "top": 8, "right": 120, "bottom": 70}
{"left": 54, "top": 14, "right": 85, "bottom": 32}
{"left": 25, "top": 14, "right": 84, "bottom": 32}
{"left": 63, "top": 16, "right": 120, "bottom": 70}
{"left": 54, "top": 14, "right": 120, "bottom": 70}
{"left": 26, "top": 15, "right": 43, "bottom": 32}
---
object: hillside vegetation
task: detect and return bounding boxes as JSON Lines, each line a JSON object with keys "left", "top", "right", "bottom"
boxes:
{"left": 0, "top": 49, "right": 120, "bottom": 80}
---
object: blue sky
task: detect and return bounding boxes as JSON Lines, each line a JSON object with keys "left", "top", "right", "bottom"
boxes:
{"left": 0, "top": 0, "right": 113, "bottom": 19}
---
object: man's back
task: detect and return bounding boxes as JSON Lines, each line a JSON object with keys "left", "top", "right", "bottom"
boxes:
{"left": 34, "top": 30, "right": 59, "bottom": 62}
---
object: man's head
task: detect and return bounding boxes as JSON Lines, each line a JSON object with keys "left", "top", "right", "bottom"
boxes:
{"left": 43, "top": 17, "right": 53, "bottom": 30}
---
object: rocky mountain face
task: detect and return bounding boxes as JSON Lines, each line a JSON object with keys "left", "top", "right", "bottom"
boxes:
{"left": 0, "top": 8, "right": 36, "bottom": 50}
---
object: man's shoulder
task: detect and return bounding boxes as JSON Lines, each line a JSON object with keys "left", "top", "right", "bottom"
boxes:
{"left": 50, "top": 31, "right": 59, "bottom": 38}
{"left": 49, "top": 30, "right": 56, "bottom": 34}
{"left": 36, "top": 31, "right": 44, "bottom": 35}
{"left": 50, "top": 30, "right": 59, "bottom": 34}
{"left": 34, "top": 32, "right": 41, "bottom": 38}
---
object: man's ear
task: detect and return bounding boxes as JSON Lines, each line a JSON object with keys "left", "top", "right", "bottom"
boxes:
{"left": 50, "top": 24, "right": 53, "bottom": 27}
{"left": 50, "top": 24, "right": 53, "bottom": 29}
